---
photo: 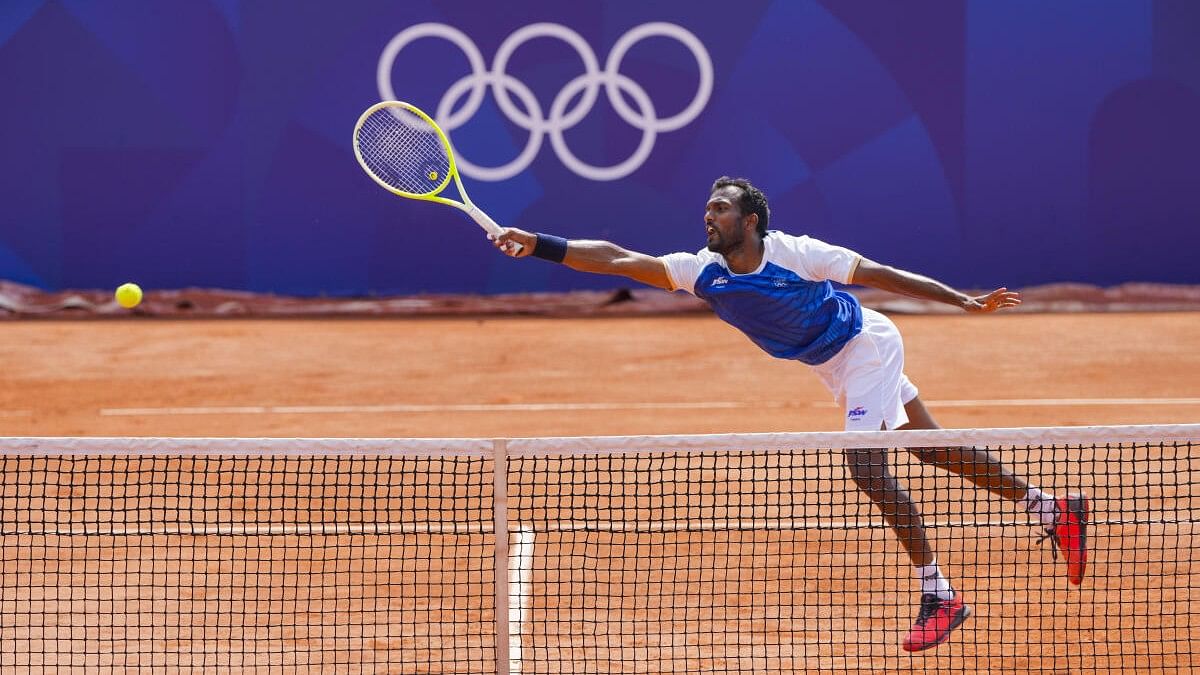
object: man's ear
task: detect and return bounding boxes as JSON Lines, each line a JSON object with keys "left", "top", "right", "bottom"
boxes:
{"left": 744, "top": 212, "right": 759, "bottom": 231}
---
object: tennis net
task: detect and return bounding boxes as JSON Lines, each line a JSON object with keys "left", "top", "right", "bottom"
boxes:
{"left": 0, "top": 425, "right": 1196, "bottom": 673}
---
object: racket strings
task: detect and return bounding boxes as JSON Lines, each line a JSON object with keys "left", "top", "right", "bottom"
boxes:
{"left": 357, "top": 109, "right": 452, "bottom": 196}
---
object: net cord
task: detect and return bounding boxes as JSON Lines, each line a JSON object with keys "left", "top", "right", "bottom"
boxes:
{"left": 3, "top": 423, "right": 1198, "bottom": 457}
{"left": 508, "top": 423, "right": 1200, "bottom": 455}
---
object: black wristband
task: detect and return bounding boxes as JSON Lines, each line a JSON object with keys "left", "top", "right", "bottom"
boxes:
{"left": 532, "top": 233, "right": 568, "bottom": 263}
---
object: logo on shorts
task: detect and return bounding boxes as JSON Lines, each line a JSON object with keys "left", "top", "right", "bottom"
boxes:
{"left": 847, "top": 406, "right": 868, "bottom": 419}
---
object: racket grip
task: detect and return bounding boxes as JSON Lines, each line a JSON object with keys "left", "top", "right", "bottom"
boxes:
{"left": 467, "top": 205, "right": 524, "bottom": 254}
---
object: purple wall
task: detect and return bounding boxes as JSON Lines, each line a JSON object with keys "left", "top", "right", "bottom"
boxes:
{"left": 1, "top": 0, "right": 1197, "bottom": 295}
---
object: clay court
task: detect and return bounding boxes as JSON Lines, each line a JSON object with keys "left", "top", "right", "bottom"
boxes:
{"left": 0, "top": 311, "right": 1196, "bottom": 673}
{"left": 2, "top": 312, "right": 1197, "bottom": 437}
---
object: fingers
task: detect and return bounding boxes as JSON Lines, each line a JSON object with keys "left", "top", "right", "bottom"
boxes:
{"left": 488, "top": 229, "right": 532, "bottom": 258}
{"left": 973, "top": 288, "right": 1022, "bottom": 312}
{"left": 989, "top": 288, "right": 1022, "bottom": 308}
{"left": 488, "top": 234, "right": 517, "bottom": 257}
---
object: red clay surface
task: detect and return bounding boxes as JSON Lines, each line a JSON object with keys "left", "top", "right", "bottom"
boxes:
{"left": 0, "top": 313, "right": 1197, "bottom": 673}
{"left": 1, "top": 312, "right": 1198, "bottom": 437}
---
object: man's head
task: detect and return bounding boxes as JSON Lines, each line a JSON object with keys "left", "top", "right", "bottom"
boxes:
{"left": 705, "top": 177, "right": 770, "bottom": 254}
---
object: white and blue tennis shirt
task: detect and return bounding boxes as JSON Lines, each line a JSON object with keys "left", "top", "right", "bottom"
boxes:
{"left": 660, "top": 231, "right": 864, "bottom": 366}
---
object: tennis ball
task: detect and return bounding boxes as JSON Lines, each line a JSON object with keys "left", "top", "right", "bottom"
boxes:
{"left": 115, "top": 282, "right": 143, "bottom": 309}
{"left": 428, "top": 170, "right": 439, "bottom": 181}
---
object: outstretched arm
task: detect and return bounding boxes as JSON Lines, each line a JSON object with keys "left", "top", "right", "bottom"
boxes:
{"left": 851, "top": 258, "right": 1021, "bottom": 312}
{"left": 490, "top": 227, "right": 674, "bottom": 291}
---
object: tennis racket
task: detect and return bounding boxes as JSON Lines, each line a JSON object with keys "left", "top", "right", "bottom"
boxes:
{"left": 353, "top": 100, "right": 520, "bottom": 252}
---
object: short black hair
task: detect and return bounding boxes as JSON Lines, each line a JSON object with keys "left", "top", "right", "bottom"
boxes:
{"left": 711, "top": 176, "right": 769, "bottom": 235}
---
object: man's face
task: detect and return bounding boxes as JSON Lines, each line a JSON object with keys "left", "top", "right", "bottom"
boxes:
{"left": 705, "top": 185, "right": 748, "bottom": 254}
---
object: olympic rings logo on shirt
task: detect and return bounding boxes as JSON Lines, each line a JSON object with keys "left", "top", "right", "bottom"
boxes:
{"left": 377, "top": 22, "right": 713, "bottom": 182}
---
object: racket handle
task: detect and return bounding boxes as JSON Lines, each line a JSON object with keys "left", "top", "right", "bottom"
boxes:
{"left": 466, "top": 205, "right": 524, "bottom": 254}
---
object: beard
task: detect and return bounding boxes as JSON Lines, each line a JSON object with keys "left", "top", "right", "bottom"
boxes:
{"left": 705, "top": 227, "right": 744, "bottom": 255}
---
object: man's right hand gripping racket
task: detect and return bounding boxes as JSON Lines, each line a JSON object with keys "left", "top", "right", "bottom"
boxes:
{"left": 353, "top": 100, "right": 521, "bottom": 253}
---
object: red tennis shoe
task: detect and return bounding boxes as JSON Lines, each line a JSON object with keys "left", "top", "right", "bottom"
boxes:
{"left": 901, "top": 592, "right": 972, "bottom": 652}
{"left": 1038, "top": 493, "right": 1090, "bottom": 585}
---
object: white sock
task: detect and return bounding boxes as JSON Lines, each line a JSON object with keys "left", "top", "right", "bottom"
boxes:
{"left": 1023, "top": 486, "right": 1058, "bottom": 526}
{"left": 916, "top": 561, "right": 954, "bottom": 600}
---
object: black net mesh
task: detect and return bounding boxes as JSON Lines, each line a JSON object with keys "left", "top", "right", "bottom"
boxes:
{"left": 0, "top": 435, "right": 1194, "bottom": 673}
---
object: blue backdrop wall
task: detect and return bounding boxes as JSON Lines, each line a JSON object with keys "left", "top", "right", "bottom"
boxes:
{"left": 1, "top": 1, "right": 1198, "bottom": 295}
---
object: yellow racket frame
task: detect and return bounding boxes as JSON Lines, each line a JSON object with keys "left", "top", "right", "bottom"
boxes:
{"left": 353, "top": 100, "right": 508, "bottom": 241}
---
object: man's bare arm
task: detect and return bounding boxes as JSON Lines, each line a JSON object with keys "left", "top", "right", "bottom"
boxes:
{"left": 491, "top": 228, "right": 674, "bottom": 291}
{"left": 851, "top": 258, "right": 1021, "bottom": 313}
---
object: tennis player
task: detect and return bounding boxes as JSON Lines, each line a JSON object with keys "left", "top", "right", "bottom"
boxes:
{"left": 490, "top": 176, "right": 1089, "bottom": 651}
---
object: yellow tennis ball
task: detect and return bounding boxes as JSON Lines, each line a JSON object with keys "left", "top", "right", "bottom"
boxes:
{"left": 428, "top": 170, "right": 439, "bottom": 181}
{"left": 115, "top": 282, "right": 143, "bottom": 309}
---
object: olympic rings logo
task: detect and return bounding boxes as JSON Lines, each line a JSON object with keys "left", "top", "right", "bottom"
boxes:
{"left": 377, "top": 22, "right": 713, "bottom": 182}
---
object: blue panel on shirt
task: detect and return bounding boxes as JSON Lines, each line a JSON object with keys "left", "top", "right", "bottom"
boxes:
{"left": 693, "top": 261, "right": 863, "bottom": 365}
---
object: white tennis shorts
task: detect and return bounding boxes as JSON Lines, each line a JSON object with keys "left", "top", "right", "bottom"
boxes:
{"left": 810, "top": 307, "right": 919, "bottom": 431}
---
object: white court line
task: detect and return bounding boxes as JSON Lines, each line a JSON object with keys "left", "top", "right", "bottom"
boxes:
{"left": 95, "top": 397, "right": 1200, "bottom": 417}
{"left": 99, "top": 402, "right": 753, "bottom": 416}
{"left": 922, "top": 398, "right": 1200, "bottom": 407}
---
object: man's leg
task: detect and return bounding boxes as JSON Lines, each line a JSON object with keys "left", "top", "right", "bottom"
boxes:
{"left": 898, "top": 396, "right": 1089, "bottom": 585}
{"left": 897, "top": 396, "right": 1029, "bottom": 500}
{"left": 844, "top": 445, "right": 934, "bottom": 566}
{"left": 843, "top": 444, "right": 971, "bottom": 651}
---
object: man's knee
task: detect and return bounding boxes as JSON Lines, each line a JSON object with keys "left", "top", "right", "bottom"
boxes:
{"left": 908, "top": 446, "right": 941, "bottom": 464}
{"left": 845, "top": 449, "right": 896, "bottom": 495}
